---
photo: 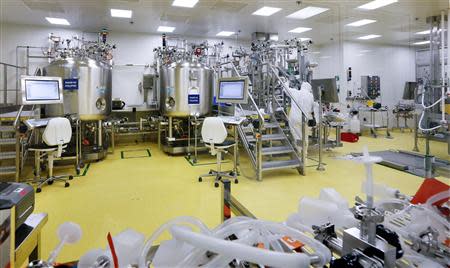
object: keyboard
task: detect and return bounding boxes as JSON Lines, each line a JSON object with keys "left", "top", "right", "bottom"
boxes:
{"left": 25, "top": 118, "right": 51, "bottom": 129}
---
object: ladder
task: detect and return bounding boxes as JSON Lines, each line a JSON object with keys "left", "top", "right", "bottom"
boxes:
{"left": 0, "top": 105, "right": 35, "bottom": 181}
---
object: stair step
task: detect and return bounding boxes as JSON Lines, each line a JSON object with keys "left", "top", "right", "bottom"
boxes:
{"left": 264, "top": 122, "right": 280, "bottom": 129}
{"left": 0, "top": 166, "right": 16, "bottom": 175}
{"left": 0, "top": 138, "right": 16, "bottom": 145}
{"left": 0, "top": 152, "right": 16, "bottom": 160}
{"left": 261, "top": 146, "right": 294, "bottom": 155}
{"left": 0, "top": 126, "right": 15, "bottom": 132}
{"left": 246, "top": 134, "right": 286, "bottom": 142}
{"left": 262, "top": 159, "right": 301, "bottom": 171}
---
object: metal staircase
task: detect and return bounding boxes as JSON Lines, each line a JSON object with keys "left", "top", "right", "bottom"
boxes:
{"left": 224, "top": 63, "right": 309, "bottom": 181}
{"left": 0, "top": 105, "right": 30, "bottom": 181}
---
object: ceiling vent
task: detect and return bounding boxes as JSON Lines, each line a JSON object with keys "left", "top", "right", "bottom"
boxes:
{"left": 211, "top": 0, "right": 247, "bottom": 13}
{"left": 160, "top": 12, "right": 190, "bottom": 24}
{"left": 22, "top": 0, "right": 64, "bottom": 13}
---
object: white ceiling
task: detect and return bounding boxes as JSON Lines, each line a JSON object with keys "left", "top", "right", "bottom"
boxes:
{"left": 0, "top": 0, "right": 448, "bottom": 46}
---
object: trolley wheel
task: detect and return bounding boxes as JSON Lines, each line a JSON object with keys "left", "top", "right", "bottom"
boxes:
{"left": 69, "top": 175, "right": 74, "bottom": 180}
{"left": 198, "top": 177, "right": 202, "bottom": 182}
{"left": 47, "top": 180, "right": 53, "bottom": 185}
{"left": 214, "top": 182, "right": 219, "bottom": 188}
{"left": 64, "top": 182, "right": 70, "bottom": 188}
{"left": 36, "top": 188, "right": 42, "bottom": 193}
{"left": 234, "top": 179, "right": 239, "bottom": 184}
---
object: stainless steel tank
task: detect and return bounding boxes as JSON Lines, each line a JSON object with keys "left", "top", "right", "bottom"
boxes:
{"left": 43, "top": 57, "right": 112, "bottom": 120}
{"left": 160, "top": 60, "right": 214, "bottom": 117}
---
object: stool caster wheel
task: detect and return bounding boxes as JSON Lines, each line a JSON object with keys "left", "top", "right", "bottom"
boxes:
{"left": 64, "top": 182, "right": 70, "bottom": 188}
{"left": 47, "top": 180, "right": 53, "bottom": 185}
{"left": 234, "top": 179, "right": 239, "bottom": 184}
{"left": 69, "top": 175, "right": 74, "bottom": 180}
{"left": 76, "top": 168, "right": 80, "bottom": 175}
{"left": 198, "top": 177, "right": 202, "bottom": 182}
{"left": 36, "top": 188, "right": 42, "bottom": 193}
{"left": 214, "top": 182, "right": 219, "bottom": 188}
{"left": 229, "top": 172, "right": 235, "bottom": 176}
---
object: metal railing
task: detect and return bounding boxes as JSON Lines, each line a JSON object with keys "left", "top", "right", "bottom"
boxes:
{"left": 0, "top": 62, "right": 26, "bottom": 105}
{"left": 268, "top": 64, "right": 308, "bottom": 175}
{"left": 13, "top": 105, "right": 24, "bottom": 182}
{"left": 230, "top": 64, "right": 267, "bottom": 179}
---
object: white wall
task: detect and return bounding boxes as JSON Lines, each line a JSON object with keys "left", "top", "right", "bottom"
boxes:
{"left": 312, "top": 41, "right": 416, "bottom": 129}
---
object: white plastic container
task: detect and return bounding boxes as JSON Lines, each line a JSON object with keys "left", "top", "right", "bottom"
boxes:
{"left": 350, "top": 115, "right": 360, "bottom": 134}
{"left": 110, "top": 228, "right": 145, "bottom": 267}
{"left": 298, "top": 197, "right": 338, "bottom": 226}
{"left": 319, "top": 188, "right": 349, "bottom": 210}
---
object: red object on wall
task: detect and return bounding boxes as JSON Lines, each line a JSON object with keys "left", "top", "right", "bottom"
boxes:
{"left": 341, "top": 132, "right": 359, "bottom": 143}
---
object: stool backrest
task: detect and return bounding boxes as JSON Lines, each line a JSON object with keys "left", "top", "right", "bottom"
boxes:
{"left": 201, "top": 117, "right": 227, "bottom": 145}
{"left": 43, "top": 118, "right": 72, "bottom": 146}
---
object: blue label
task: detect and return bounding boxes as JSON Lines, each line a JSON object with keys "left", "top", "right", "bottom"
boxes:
{"left": 63, "top": 79, "right": 79, "bottom": 90}
{"left": 188, "top": 94, "right": 200, "bottom": 104}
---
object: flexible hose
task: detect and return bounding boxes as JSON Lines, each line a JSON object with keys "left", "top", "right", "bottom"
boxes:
{"left": 138, "top": 216, "right": 211, "bottom": 267}
{"left": 170, "top": 225, "right": 311, "bottom": 268}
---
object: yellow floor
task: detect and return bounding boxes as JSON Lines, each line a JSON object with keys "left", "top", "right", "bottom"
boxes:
{"left": 32, "top": 130, "right": 449, "bottom": 263}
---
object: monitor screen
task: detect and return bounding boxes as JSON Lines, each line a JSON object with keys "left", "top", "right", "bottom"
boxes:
{"left": 311, "top": 78, "right": 339, "bottom": 103}
{"left": 25, "top": 79, "right": 60, "bottom": 101}
{"left": 21, "top": 76, "right": 63, "bottom": 105}
{"left": 218, "top": 80, "right": 245, "bottom": 100}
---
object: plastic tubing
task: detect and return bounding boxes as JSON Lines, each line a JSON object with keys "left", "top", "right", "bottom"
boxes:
{"left": 214, "top": 218, "right": 330, "bottom": 266}
{"left": 138, "top": 216, "right": 212, "bottom": 268}
{"left": 425, "top": 190, "right": 450, "bottom": 206}
{"left": 285, "top": 213, "right": 314, "bottom": 233}
{"left": 170, "top": 225, "right": 311, "bottom": 268}
{"left": 262, "top": 222, "right": 331, "bottom": 267}
{"left": 418, "top": 92, "right": 444, "bottom": 131}
{"left": 178, "top": 221, "right": 260, "bottom": 267}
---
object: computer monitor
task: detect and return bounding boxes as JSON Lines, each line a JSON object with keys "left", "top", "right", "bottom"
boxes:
{"left": 216, "top": 77, "right": 249, "bottom": 104}
{"left": 20, "top": 76, "right": 63, "bottom": 105}
{"left": 311, "top": 78, "right": 339, "bottom": 103}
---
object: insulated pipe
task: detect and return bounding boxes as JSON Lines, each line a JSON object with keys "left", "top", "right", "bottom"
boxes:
{"left": 448, "top": 8, "right": 450, "bottom": 93}
{"left": 441, "top": 11, "right": 446, "bottom": 123}
{"left": 170, "top": 225, "right": 311, "bottom": 268}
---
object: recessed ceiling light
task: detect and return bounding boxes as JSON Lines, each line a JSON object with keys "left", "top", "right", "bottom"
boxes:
{"left": 346, "top": 19, "right": 377, "bottom": 27}
{"left": 360, "top": 50, "right": 372, "bottom": 53}
{"left": 311, "top": 51, "right": 321, "bottom": 54}
{"left": 320, "top": 56, "right": 331, "bottom": 59}
{"left": 157, "top": 26, "right": 176, "bottom": 32}
{"left": 216, "top": 31, "right": 235, "bottom": 37}
{"left": 110, "top": 9, "right": 132, "bottom": 18}
{"left": 172, "top": 0, "right": 199, "bottom": 8}
{"left": 358, "top": 0, "right": 398, "bottom": 10}
{"left": 288, "top": 27, "right": 312, "bottom": 34}
{"left": 413, "top": 40, "right": 430, "bottom": 45}
{"left": 252, "top": 6, "right": 282, "bottom": 16}
{"left": 300, "top": 38, "right": 311, "bottom": 41}
{"left": 286, "top": 6, "right": 329, "bottom": 20}
{"left": 358, "top": 34, "right": 381, "bottom": 40}
{"left": 45, "top": 17, "right": 70, "bottom": 25}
